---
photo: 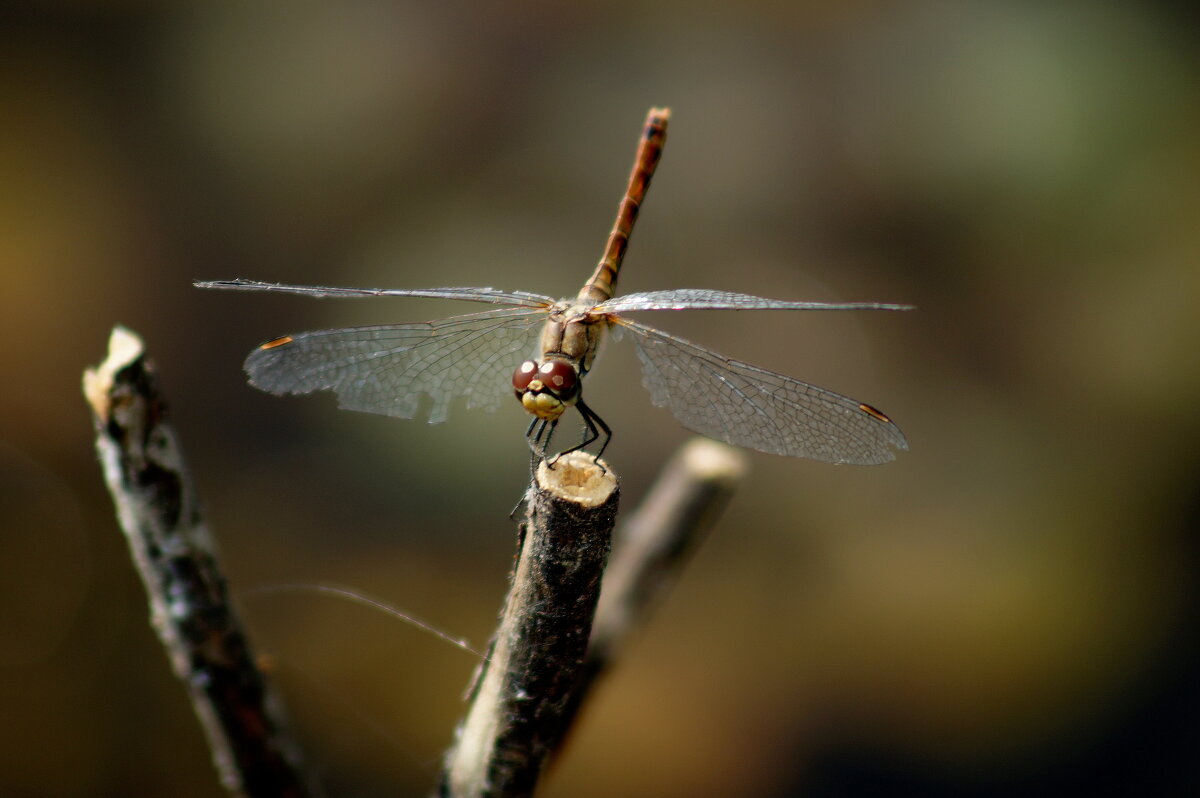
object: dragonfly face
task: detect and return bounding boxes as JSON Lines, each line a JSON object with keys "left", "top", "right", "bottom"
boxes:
{"left": 512, "top": 358, "right": 580, "bottom": 421}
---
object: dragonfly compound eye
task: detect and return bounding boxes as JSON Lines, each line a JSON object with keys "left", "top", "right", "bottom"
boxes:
{"left": 538, "top": 360, "right": 579, "bottom": 401}
{"left": 512, "top": 360, "right": 539, "bottom": 393}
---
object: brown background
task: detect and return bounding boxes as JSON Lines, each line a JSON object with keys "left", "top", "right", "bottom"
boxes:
{"left": 2, "top": 2, "right": 1198, "bottom": 796}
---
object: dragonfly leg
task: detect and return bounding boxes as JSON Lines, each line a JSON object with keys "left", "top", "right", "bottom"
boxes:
{"left": 508, "top": 490, "right": 529, "bottom": 522}
{"left": 587, "top": 402, "right": 613, "bottom": 462}
{"left": 541, "top": 420, "right": 558, "bottom": 461}
{"left": 552, "top": 399, "right": 610, "bottom": 469}
{"left": 523, "top": 417, "right": 540, "bottom": 474}
{"left": 527, "top": 417, "right": 564, "bottom": 469}
{"left": 525, "top": 403, "right": 609, "bottom": 469}
{"left": 524, "top": 417, "right": 539, "bottom": 452}
{"left": 525, "top": 417, "right": 549, "bottom": 457}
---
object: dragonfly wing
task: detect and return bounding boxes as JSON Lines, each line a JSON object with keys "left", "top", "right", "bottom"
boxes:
{"left": 595, "top": 289, "right": 913, "bottom": 314}
{"left": 245, "top": 307, "right": 546, "bottom": 423}
{"left": 196, "top": 279, "right": 556, "bottom": 308}
{"left": 618, "top": 319, "right": 908, "bottom": 464}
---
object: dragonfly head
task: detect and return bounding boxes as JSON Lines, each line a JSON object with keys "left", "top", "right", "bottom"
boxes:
{"left": 513, "top": 358, "right": 580, "bottom": 420}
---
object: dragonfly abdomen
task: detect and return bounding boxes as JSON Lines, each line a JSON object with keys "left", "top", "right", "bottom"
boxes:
{"left": 578, "top": 107, "right": 670, "bottom": 304}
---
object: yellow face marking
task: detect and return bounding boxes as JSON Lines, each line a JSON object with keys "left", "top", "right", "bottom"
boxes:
{"left": 858, "top": 403, "right": 892, "bottom": 423}
{"left": 260, "top": 336, "right": 294, "bottom": 350}
{"left": 522, "top": 391, "right": 565, "bottom": 420}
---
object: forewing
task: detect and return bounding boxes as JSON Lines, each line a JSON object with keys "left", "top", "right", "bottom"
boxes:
{"left": 196, "top": 279, "right": 555, "bottom": 308}
{"left": 245, "top": 307, "right": 545, "bottom": 423}
{"left": 596, "top": 289, "right": 912, "bottom": 314}
{"left": 618, "top": 319, "right": 908, "bottom": 464}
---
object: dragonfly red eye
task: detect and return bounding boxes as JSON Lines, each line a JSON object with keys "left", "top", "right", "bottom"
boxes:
{"left": 512, "top": 360, "right": 539, "bottom": 392}
{"left": 538, "top": 360, "right": 579, "bottom": 399}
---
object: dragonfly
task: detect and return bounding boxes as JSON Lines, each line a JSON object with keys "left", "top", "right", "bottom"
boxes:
{"left": 197, "top": 108, "right": 910, "bottom": 465}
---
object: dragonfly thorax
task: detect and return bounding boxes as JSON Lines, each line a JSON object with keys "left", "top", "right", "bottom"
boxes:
{"left": 542, "top": 299, "right": 608, "bottom": 377}
{"left": 512, "top": 358, "right": 581, "bottom": 421}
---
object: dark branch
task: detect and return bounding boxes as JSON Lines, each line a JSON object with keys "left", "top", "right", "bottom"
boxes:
{"left": 84, "top": 326, "right": 314, "bottom": 798}
{"left": 439, "top": 452, "right": 619, "bottom": 798}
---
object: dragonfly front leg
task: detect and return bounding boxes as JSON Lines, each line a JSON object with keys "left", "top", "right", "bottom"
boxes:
{"left": 525, "top": 416, "right": 562, "bottom": 467}
{"left": 551, "top": 398, "right": 611, "bottom": 467}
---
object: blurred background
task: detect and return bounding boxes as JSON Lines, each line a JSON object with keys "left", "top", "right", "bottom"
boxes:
{"left": 3, "top": 1, "right": 1198, "bottom": 795}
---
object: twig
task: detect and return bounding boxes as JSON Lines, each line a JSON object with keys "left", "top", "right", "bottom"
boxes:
{"left": 560, "top": 438, "right": 747, "bottom": 741}
{"left": 83, "top": 326, "right": 313, "bottom": 798}
{"left": 439, "top": 452, "right": 619, "bottom": 798}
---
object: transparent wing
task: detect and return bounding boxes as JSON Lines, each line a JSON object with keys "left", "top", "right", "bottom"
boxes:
{"left": 245, "top": 307, "right": 546, "bottom": 423}
{"left": 616, "top": 318, "right": 908, "bottom": 464}
{"left": 196, "top": 278, "right": 556, "bottom": 309}
{"left": 595, "top": 288, "right": 913, "bottom": 314}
